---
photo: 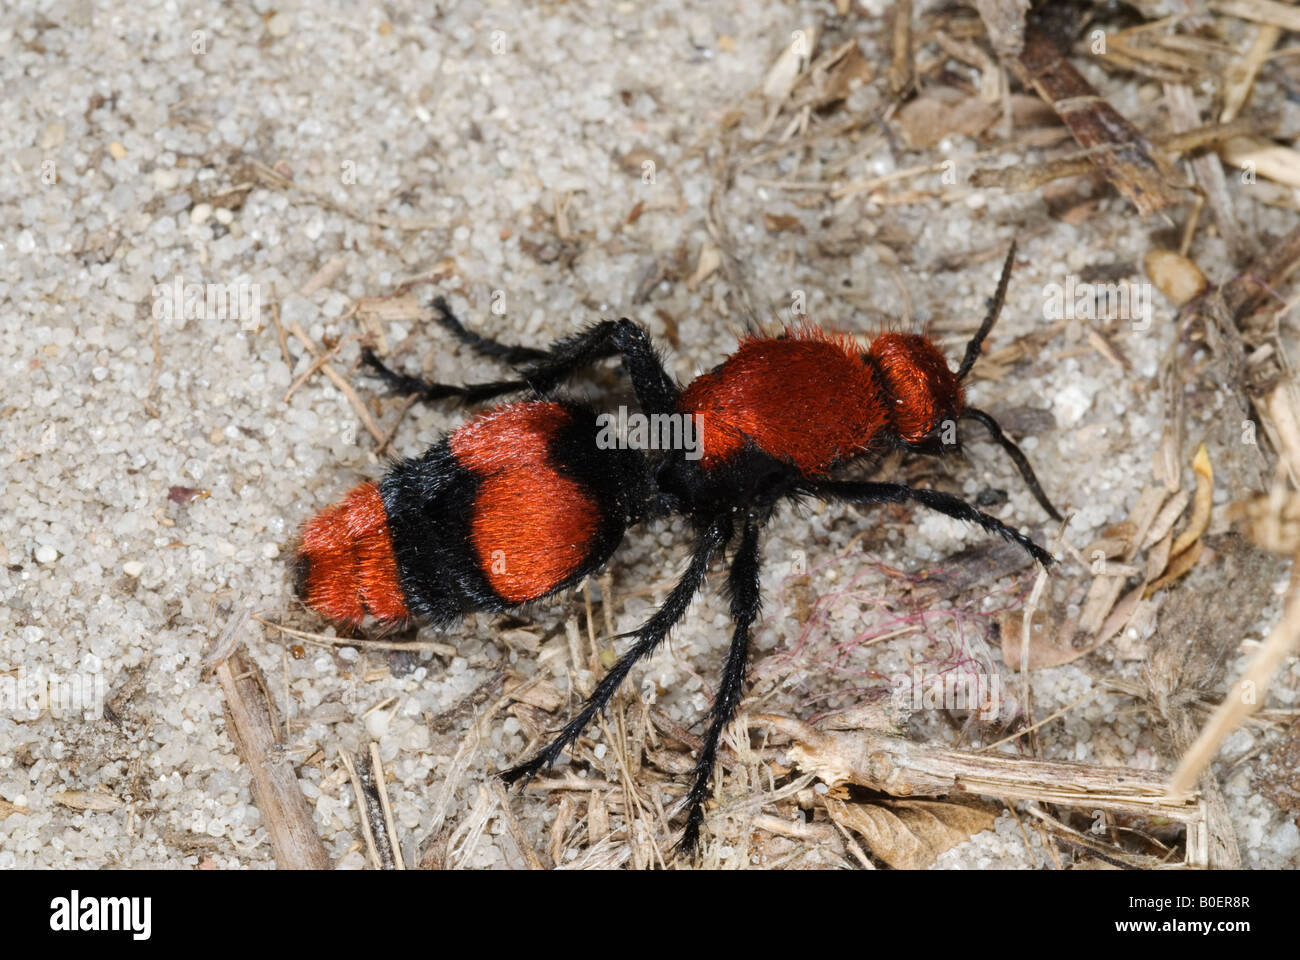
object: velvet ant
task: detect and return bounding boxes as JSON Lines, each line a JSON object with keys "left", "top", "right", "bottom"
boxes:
{"left": 295, "top": 241, "right": 1061, "bottom": 856}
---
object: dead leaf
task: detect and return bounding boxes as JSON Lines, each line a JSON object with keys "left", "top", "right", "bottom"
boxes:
{"left": 588, "top": 791, "right": 610, "bottom": 844}
{"left": 1079, "top": 570, "right": 1127, "bottom": 635}
{"left": 897, "top": 90, "right": 999, "bottom": 148}
{"left": 504, "top": 677, "right": 563, "bottom": 713}
{"left": 550, "top": 794, "right": 576, "bottom": 866}
{"left": 972, "top": 0, "right": 1031, "bottom": 59}
{"left": 824, "top": 797, "right": 997, "bottom": 868}
{"left": 1144, "top": 490, "right": 1192, "bottom": 549}
{"left": 686, "top": 242, "right": 721, "bottom": 291}
{"left": 1000, "top": 607, "right": 1085, "bottom": 669}
{"left": 1092, "top": 585, "right": 1149, "bottom": 654}
{"left": 1009, "top": 92, "right": 1061, "bottom": 127}
{"left": 821, "top": 42, "right": 873, "bottom": 104}
{"left": 1144, "top": 539, "right": 1205, "bottom": 596}
{"left": 763, "top": 26, "right": 819, "bottom": 103}
{"left": 1170, "top": 444, "right": 1212, "bottom": 556}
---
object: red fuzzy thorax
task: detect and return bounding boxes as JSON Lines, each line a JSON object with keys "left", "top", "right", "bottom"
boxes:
{"left": 678, "top": 326, "right": 962, "bottom": 475}
{"left": 678, "top": 327, "right": 888, "bottom": 474}
{"left": 449, "top": 402, "right": 600, "bottom": 604}
{"left": 297, "top": 481, "right": 408, "bottom": 625}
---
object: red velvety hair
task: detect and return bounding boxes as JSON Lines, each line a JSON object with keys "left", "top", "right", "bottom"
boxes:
{"left": 297, "top": 481, "right": 408, "bottom": 625}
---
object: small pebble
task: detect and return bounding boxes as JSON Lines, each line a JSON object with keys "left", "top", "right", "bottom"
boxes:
{"left": 365, "top": 709, "right": 391, "bottom": 739}
{"left": 267, "top": 12, "right": 292, "bottom": 37}
{"left": 123, "top": 561, "right": 144, "bottom": 577}
{"left": 153, "top": 168, "right": 180, "bottom": 190}
{"left": 35, "top": 545, "right": 57, "bottom": 564}
{"left": 41, "top": 122, "right": 65, "bottom": 150}
{"left": 1144, "top": 249, "right": 1206, "bottom": 306}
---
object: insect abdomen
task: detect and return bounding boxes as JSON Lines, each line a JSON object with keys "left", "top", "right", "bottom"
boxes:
{"left": 297, "top": 400, "right": 643, "bottom": 626}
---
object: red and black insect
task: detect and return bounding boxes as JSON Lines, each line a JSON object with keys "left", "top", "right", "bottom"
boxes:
{"left": 295, "top": 241, "right": 1060, "bottom": 854}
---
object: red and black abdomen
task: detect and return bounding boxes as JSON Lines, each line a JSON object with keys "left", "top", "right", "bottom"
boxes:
{"left": 297, "top": 400, "right": 645, "bottom": 626}
{"left": 295, "top": 480, "right": 410, "bottom": 625}
{"left": 677, "top": 329, "right": 891, "bottom": 476}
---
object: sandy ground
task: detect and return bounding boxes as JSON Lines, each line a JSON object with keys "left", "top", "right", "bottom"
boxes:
{"left": 2, "top": 1, "right": 1298, "bottom": 869}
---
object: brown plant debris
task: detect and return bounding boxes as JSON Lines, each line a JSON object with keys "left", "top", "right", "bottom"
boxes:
{"left": 1003, "top": 18, "right": 1184, "bottom": 215}
{"left": 971, "top": 0, "right": 1031, "bottom": 60}
{"left": 210, "top": 619, "right": 330, "bottom": 870}
{"left": 1256, "top": 720, "right": 1300, "bottom": 822}
{"left": 756, "top": 715, "right": 1200, "bottom": 824}
{"left": 969, "top": 117, "right": 1266, "bottom": 196}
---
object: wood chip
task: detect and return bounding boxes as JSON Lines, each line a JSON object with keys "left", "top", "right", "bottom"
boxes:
{"left": 298, "top": 256, "right": 348, "bottom": 297}
{"left": 217, "top": 645, "right": 331, "bottom": 868}
{"left": 888, "top": 0, "right": 914, "bottom": 96}
{"left": 52, "top": 791, "right": 124, "bottom": 812}
{"left": 758, "top": 715, "right": 1200, "bottom": 823}
{"left": 762, "top": 213, "right": 805, "bottom": 233}
{"left": 1008, "top": 23, "right": 1183, "bottom": 215}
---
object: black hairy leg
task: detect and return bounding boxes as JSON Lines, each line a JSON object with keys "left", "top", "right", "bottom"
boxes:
{"left": 428, "top": 296, "right": 550, "bottom": 365}
{"left": 500, "top": 515, "right": 733, "bottom": 787}
{"left": 679, "top": 514, "right": 762, "bottom": 856}
{"left": 362, "top": 316, "right": 680, "bottom": 414}
{"left": 813, "top": 480, "right": 1054, "bottom": 568}
{"left": 360, "top": 349, "right": 525, "bottom": 405}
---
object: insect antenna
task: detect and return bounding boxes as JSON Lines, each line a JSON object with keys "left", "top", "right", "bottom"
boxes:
{"left": 956, "top": 240, "right": 1018, "bottom": 381}
{"left": 960, "top": 406, "right": 1062, "bottom": 521}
